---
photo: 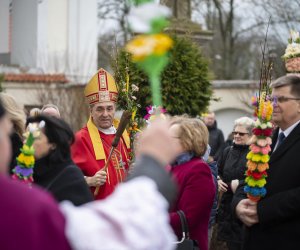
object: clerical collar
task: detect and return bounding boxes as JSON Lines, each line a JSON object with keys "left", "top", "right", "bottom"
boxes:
{"left": 98, "top": 126, "right": 116, "bottom": 135}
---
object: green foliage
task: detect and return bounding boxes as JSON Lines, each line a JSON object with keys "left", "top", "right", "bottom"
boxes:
{"left": 113, "top": 35, "right": 212, "bottom": 117}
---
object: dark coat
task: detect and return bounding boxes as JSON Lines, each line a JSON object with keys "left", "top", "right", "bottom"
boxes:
{"left": 33, "top": 156, "right": 93, "bottom": 206}
{"left": 207, "top": 122, "right": 225, "bottom": 162}
{"left": 217, "top": 143, "right": 249, "bottom": 243}
{"left": 232, "top": 123, "right": 300, "bottom": 250}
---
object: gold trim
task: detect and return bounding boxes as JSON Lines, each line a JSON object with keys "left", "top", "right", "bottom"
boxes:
{"left": 87, "top": 116, "right": 106, "bottom": 160}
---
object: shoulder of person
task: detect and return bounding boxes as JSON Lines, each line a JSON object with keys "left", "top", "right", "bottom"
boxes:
{"left": 59, "top": 164, "right": 84, "bottom": 179}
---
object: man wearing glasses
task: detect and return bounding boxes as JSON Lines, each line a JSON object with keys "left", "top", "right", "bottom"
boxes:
{"left": 233, "top": 75, "right": 300, "bottom": 250}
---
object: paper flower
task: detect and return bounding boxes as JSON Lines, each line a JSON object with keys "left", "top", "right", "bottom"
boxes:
{"left": 125, "top": 0, "right": 173, "bottom": 108}
{"left": 282, "top": 30, "right": 300, "bottom": 60}
{"left": 126, "top": 34, "right": 173, "bottom": 62}
{"left": 144, "top": 105, "right": 167, "bottom": 125}
{"left": 127, "top": 2, "right": 171, "bottom": 33}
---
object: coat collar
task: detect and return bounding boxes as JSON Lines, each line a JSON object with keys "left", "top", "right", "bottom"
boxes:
{"left": 270, "top": 122, "right": 300, "bottom": 164}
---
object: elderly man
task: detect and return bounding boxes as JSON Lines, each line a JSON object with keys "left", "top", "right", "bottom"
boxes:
{"left": 41, "top": 104, "right": 61, "bottom": 118}
{"left": 233, "top": 75, "right": 300, "bottom": 250}
{"left": 71, "top": 68, "right": 130, "bottom": 200}
{"left": 203, "top": 111, "right": 224, "bottom": 161}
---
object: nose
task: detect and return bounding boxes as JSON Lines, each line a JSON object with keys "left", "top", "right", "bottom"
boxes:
{"left": 102, "top": 109, "right": 109, "bottom": 116}
{"left": 272, "top": 101, "right": 278, "bottom": 108}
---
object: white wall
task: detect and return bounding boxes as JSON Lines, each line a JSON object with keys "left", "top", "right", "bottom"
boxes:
{"left": 215, "top": 108, "right": 252, "bottom": 139}
{"left": 209, "top": 84, "right": 255, "bottom": 138}
{"left": 0, "top": 0, "right": 10, "bottom": 53}
{"left": 36, "top": 0, "right": 48, "bottom": 72}
{"left": 9, "top": 0, "right": 97, "bottom": 80}
{"left": 47, "top": 0, "right": 68, "bottom": 73}
{"left": 68, "top": 0, "right": 98, "bottom": 83}
{"left": 11, "top": 0, "right": 38, "bottom": 68}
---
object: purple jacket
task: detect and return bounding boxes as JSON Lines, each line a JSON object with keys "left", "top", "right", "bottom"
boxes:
{"left": 0, "top": 175, "right": 71, "bottom": 250}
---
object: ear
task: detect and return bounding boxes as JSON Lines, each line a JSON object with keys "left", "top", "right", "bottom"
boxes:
{"left": 50, "top": 143, "right": 56, "bottom": 150}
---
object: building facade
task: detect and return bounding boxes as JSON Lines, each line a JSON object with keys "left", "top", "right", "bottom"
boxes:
{"left": 0, "top": 0, "right": 98, "bottom": 83}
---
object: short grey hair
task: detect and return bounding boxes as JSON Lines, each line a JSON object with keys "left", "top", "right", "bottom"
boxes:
{"left": 270, "top": 75, "right": 300, "bottom": 97}
{"left": 41, "top": 104, "right": 60, "bottom": 116}
{"left": 233, "top": 117, "right": 255, "bottom": 135}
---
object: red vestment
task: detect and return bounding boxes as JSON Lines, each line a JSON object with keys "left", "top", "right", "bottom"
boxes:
{"left": 71, "top": 126, "right": 130, "bottom": 200}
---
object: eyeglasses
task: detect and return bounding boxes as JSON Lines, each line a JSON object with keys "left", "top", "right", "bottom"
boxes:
{"left": 269, "top": 96, "right": 300, "bottom": 103}
{"left": 232, "top": 131, "right": 248, "bottom": 136}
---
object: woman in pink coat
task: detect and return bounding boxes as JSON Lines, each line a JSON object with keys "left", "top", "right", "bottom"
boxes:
{"left": 169, "top": 117, "right": 216, "bottom": 250}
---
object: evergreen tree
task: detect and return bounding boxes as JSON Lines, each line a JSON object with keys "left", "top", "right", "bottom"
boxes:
{"left": 113, "top": 35, "right": 212, "bottom": 117}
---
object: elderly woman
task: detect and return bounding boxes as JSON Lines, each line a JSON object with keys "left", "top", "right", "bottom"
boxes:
{"left": 217, "top": 116, "right": 255, "bottom": 250}
{"left": 169, "top": 116, "right": 215, "bottom": 250}
{"left": 27, "top": 115, "right": 93, "bottom": 206}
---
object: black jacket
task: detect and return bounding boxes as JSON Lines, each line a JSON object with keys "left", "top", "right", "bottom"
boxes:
{"left": 33, "top": 156, "right": 93, "bottom": 206}
{"left": 207, "top": 122, "right": 225, "bottom": 162}
{"left": 217, "top": 143, "right": 249, "bottom": 243}
{"left": 232, "top": 123, "right": 300, "bottom": 250}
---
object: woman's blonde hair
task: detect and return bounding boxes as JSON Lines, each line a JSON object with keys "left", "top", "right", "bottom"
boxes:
{"left": 0, "top": 93, "right": 26, "bottom": 138}
{"left": 171, "top": 115, "right": 208, "bottom": 157}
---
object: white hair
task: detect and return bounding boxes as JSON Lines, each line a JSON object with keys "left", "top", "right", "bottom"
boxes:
{"left": 234, "top": 117, "right": 255, "bottom": 134}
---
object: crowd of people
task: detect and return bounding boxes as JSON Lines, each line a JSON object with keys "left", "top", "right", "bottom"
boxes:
{"left": 0, "top": 69, "right": 300, "bottom": 250}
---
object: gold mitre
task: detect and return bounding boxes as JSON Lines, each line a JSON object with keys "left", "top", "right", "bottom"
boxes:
{"left": 84, "top": 68, "right": 118, "bottom": 105}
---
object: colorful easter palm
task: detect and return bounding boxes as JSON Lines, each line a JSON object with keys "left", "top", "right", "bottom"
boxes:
{"left": 244, "top": 24, "right": 274, "bottom": 202}
{"left": 12, "top": 121, "right": 45, "bottom": 185}
{"left": 125, "top": 0, "right": 173, "bottom": 108}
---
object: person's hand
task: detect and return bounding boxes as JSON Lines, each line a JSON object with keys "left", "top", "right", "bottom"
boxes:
{"left": 86, "top": 170, "right": 107, "bottom": 187}
{"left": 235, "top": 199, "right": 259, "bottom": 227}
{"left": 135, "top": 119, "right": 179, "bottom": 166}
{"left": 218, "top": 179, "right": 228, "bottom": 192}
{"left": 231, "top": 179, "right": 239, "bottom": 193}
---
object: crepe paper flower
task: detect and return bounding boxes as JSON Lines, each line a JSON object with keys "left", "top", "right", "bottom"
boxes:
{"left": 144, "top": 105, "right": 167, "bottom": 126}
{"left": 12, "top": 121, "right": 45, "bottom": 185}
{"left": 250, "top": 144, "right": 271, "bottom": 155}
{"left": 247, "top": 161, "right": 258, "bottom": 171}
{"left": 126, "top": 0, "right": 173, "bottom": 108}
{"left": 246, "top": 170, "right": 268, "bottom": 180}
{"left": 128, "top": 2, "right": 171, "bottom": 33}
{"left": 247, "top": 161, "right": 269, "bottom": 172}
{"left": 252, "top": 128, "right": 273, "bottom": 137}
{"left": 257, "top": 162, "right": 269, "bottom": 172}
{"left": 126, "top": 34, "right": 173, "bottom": 62}
{"left": 244, "top": 186, "right": 267, "bottom": 197}
{"left": 144, "top": 105, "right": 166, "bottom": 120}
{"left": 282, "top": 30, "right": 300, "bottom": 60}
{"left": 245, "top": 176, "right": 266, "bottom": 188}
